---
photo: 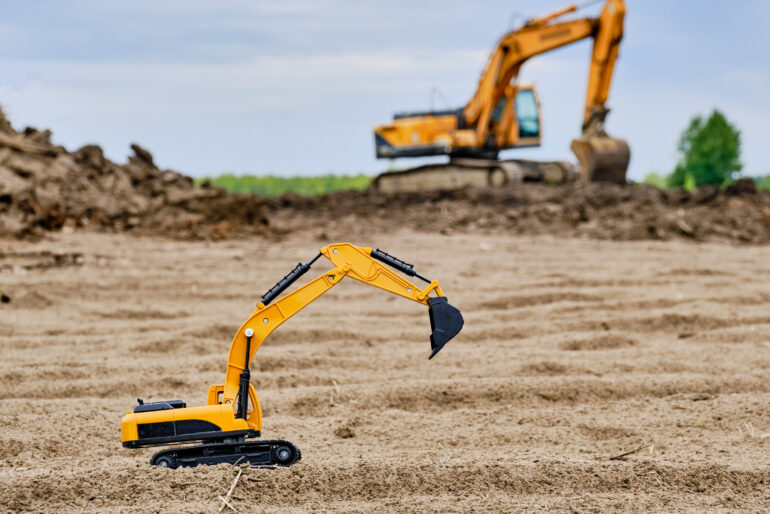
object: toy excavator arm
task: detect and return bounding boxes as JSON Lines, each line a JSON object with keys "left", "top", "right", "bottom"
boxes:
{"left": 220, "top": 243, "right": 463, "bottom": 409}
{"left": 463, "top": 0, "right": 625, "bottom": 145}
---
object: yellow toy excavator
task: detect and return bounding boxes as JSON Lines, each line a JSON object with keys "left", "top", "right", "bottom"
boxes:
{"left": 121, "top": 243, "right": 463, "bottom": 468}
{"left": 373, "top": 0, "right": 629, "bottom": 192}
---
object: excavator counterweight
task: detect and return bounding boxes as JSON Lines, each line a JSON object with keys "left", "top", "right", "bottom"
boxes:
{"left": 121, "top": 243, "right": 463, "bottom": 468}
{"left": 373, "top": 0, "right": 629, "bottom": 191}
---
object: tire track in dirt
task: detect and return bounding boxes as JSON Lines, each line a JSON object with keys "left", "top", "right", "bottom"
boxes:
{"left": 281, "top": 374, "right": 770, "bottom": 416}
{"left": 1, "top": 461, "right": 766, "bottom": 511}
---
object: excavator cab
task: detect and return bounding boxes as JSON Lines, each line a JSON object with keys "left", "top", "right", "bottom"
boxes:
{"left": 489, "top": 85, "right": 543, "bottom": 150}
{"left": 514, "top": 88, "right": 541, "bottom": 140}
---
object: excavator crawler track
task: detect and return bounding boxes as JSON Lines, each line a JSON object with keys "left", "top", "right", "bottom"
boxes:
{"left": 372, "top": 158, "right": 575, "bottom": 193}
{"left": 150, "top": 439, "right": 301, "bottom": 469}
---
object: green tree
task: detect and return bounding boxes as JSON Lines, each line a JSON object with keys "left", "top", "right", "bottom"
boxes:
{"left": 667, "top": 110, "right": 742, "bottom": 187}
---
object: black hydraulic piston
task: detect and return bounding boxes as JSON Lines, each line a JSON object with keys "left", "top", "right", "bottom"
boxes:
{"left": 236, "top": 328, "right": 254, "bottom": 419}
{"left": 371, "top": 249, "right": 431, "bottom": 283}
{"left": 260, "top": 252, "right": 322, "bottom": 306}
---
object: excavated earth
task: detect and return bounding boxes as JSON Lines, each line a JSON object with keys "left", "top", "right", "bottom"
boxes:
{"left": 1, "top": 231, "right": 769, "bottom": 512}
{"left": 265, "top": 178, "right": 770, "bottom": 245}
{"left": 2, "top": 107, "right": 770, "bottom": 245}
{"left": 0, "top": 109, "right": 268, "bottom": 240}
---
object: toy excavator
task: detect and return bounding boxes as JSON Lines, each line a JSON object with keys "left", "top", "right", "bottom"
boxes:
{"left": 373, "top": 0, "right": 629, "bottom": 192}
{"left": 121, "top": 243, "right": 464, "bottom": 468}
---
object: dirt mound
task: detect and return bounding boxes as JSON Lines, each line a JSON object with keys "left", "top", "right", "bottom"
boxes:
{"left": 2, "top": 106, "right": 768, "bottom": 244}
{"left": 0, "top": 107, "right": 268, "bottom": 239}
{"left": 267, "top": 178, "right": 770, "bottom": 244}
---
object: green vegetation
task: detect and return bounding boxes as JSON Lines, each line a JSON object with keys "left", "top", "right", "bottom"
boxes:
{"left": 198, "top": 173, "right": 372, "bottom": 197}
{"left": 642, "top": 172, "right": 667, "bottom": 188}
{"left": 640, "top": 110, "right": 759, "bottom": 190}
{"left": 666, "top": 110, "right": 742, "bottom": 188}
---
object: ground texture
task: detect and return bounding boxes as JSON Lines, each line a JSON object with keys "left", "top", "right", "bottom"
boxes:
{"left": 1, "top": 231, "right": 769, "bottom": 512}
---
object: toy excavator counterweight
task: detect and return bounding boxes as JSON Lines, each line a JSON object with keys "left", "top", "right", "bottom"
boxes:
{"left": 120, "top": 243, "right": 463, "bottom": 468}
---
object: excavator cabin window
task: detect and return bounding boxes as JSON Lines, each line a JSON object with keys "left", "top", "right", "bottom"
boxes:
{"left": 515, "top": 89, "right": 540, "bottom": 139}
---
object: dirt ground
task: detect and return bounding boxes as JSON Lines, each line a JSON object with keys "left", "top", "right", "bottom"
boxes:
{"left": 1, "top": 230, "right": 769, "bottom": 512}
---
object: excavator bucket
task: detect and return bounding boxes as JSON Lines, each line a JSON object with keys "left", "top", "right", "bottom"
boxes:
{"left": 427, "top": 297, "right": 464, "bottom": 359}
{"left": 570, "top": 135, "right": 630, "bottom": 184}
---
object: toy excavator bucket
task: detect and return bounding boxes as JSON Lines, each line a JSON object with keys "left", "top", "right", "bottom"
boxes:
{"left": 427, "top": 297, "right": 464, "bottom": 359}
{"left": 570, "top": 135, "right": 630, "bottom": 184}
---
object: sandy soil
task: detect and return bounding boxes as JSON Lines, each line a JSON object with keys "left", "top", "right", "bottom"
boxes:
{"left": 1, "top": 230, "right": 769, "bottom": 512}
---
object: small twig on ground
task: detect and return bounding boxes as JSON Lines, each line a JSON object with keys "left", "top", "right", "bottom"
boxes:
{"left": 610, "top": 443, "right": 653, "bottom": 461}
{"left": 218, "top": 496, "right": 237, "bottom": 512}
{"left": 218, "top": 469, "right": 242, "bottom": 513}
{"left": 330, "top": 379, "right": 342, "bottom": 406}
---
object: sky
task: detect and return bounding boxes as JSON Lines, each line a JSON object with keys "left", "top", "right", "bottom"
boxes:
{"left": 1, "top": 0, "right": 769, "bottom": 180}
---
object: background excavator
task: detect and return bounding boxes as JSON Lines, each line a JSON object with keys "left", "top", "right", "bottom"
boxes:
{"left": 372, "top": 0, "right": 629, "bottom": 193}
{"left": 121, "top": 243, "right": 463, "bottom": 468}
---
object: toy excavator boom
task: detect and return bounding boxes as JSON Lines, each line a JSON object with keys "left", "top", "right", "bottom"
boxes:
{"left": 120, "top": 243, "right": 463, "bottom": 468}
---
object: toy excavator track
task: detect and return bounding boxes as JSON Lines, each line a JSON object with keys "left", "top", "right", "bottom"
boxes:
{"left": 150, "top": 439, "right": 301, "bottom": 469}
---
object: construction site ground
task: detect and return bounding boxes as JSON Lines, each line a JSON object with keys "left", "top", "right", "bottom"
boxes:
{"left": 1, "top": 229, "right": 768, "bottom": 512}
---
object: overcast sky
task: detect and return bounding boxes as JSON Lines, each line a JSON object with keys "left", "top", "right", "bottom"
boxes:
{"left": 1, "top": 0, "right": 768, "bottom": 180}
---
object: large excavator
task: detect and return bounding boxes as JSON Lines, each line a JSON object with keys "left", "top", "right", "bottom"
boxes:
{"left": 121, "top": 243, "right": 464, "bottom": 468}
{"left": 372, "top": 0, "right": 629, "bottom": 192}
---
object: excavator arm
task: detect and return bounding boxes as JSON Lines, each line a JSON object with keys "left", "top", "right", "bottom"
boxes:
{"left": 582, "top": 0, "right": 626, "bottom": 130}
{"left": 221, "top": 243, "right": 464, "bottom": 408}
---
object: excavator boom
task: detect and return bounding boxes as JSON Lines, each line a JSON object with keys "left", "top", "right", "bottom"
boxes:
{"left": 221, "top": 243, "right": 462, "bottom": 405}
{"left": 120, "top": 243, "right": 463, "bottom": 468}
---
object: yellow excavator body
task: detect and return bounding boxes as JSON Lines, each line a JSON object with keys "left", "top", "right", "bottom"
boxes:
{"left": 373, "top": 0, "right": 629, "bottom": 190}
{"left": 121, "top": 384, "right": 263, "bottom": 447}
{"left": 121, "top": 243, "right": 463, "bottom": 468}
